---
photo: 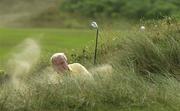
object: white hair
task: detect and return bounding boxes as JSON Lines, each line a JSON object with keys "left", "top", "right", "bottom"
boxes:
{"left": 50, "top": 53, "right": 67, "bottom": 63}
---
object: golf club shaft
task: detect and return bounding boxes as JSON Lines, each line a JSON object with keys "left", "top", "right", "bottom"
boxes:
{"left": 94, "top": 29, "right": 99, "bottom": 65}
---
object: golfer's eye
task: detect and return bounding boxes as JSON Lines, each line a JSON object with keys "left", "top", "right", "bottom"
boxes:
{"left": 60, "top": 61, "right": 65, "bottom": 65}
{"left": 53, "top": 60, "right": 57, "bottom": 64}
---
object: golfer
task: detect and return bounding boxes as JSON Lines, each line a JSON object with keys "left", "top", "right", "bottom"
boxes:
{"left": 50, "top": 53, "right": 91, "bottom": 77}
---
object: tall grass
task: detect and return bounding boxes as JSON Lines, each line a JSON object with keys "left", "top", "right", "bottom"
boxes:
{"left": 0, "top": 19, "right": 180, "bottom": 111}
{"left": 113, "top": 18, "right": 180, "bottom": 77}
{"left": 0, "top": 67, "right": 179, "bottom": 111}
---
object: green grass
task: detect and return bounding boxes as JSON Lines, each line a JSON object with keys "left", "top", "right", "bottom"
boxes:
{"left": 0, "top": 28, "right": 95, "bottom": 66}
{"left": 0, "top": 20, "right": 180, "bottom": 111}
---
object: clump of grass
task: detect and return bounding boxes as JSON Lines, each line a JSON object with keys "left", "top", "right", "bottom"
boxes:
{"left": 0, "top": 70, "right": 8, "bottom": 84}
{"left": 113, "top": 19, "right": 180, "bottom": 78}
{"left": 0, "top": 70, "right": 4, "bottom": 75}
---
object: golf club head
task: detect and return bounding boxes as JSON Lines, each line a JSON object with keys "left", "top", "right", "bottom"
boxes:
{"left": 91, "top": 21, "right": 98, "bottom": 29}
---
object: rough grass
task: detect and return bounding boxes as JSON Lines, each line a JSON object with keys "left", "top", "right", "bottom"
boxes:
{"left": 0, "top": 65, "right": 179, "bottom": 111}
{"left": 0, "top": 19, "right": 180, "bottom": 111}
{"left": 113, "top": 19, "right": 180, "bottom": 77}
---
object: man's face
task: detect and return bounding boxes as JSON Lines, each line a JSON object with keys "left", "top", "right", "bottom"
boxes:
{"left": 52, "top": 56, "right": 69, "bottom": 73}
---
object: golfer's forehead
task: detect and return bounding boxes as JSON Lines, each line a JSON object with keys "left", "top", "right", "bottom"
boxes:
{"left": 51, "top": 53, "right": 67, "bottom": 63}
{"left": 54, "top": 55, "right": 65, "bottom": 61}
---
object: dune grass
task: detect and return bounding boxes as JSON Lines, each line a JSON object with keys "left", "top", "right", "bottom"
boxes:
{"left": 0, "top": 19, "right": 180, "bottom": 111}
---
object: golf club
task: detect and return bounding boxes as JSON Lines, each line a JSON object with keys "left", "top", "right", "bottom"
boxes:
{"left": 91, "top": 21, "right": 99, "bottom": 65}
